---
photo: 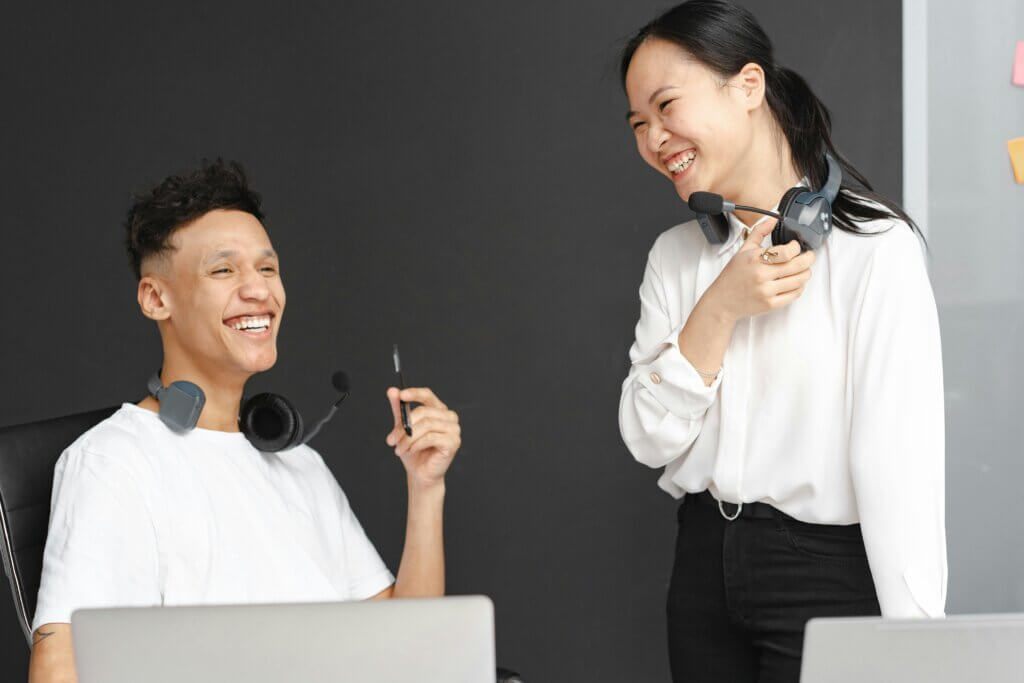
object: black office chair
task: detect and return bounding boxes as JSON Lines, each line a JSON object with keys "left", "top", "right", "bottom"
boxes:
{"left": 0, "top": 407, "right": 523, "bottom": 682}
{"left": 0, "top": 406, "right": 119, "bottom": 646}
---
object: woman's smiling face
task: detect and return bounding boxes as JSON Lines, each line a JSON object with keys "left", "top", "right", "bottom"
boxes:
{"left": 625, "top": 38, "right": 755, "bottom": 204}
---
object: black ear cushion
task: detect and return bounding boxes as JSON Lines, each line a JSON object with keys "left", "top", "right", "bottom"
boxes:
{"left": 772, "top": 187, "right": 806, "bottom": 246}
{"left": 697, "top": 212, "right": 730, "bottom": 244}
{"left": 239, "top": 393, "right": 305, "bottom": 452}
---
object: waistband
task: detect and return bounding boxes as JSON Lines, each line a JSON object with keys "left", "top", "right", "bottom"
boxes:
{"left": 685, "top": 490, "right": 784, "bottom": 521}
{"left": 682, "top": 491, "right": 864, "bottom": 533}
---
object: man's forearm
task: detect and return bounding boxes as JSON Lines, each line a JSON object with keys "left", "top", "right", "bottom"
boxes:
{"left": 392, "top": 479, "right": 446, "bottom": 597}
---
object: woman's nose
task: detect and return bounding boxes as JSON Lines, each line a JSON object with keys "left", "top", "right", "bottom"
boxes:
{"left": 645, "top": 123, "right": 669, "bottom": 154}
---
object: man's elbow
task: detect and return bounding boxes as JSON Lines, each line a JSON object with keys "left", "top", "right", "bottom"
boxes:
{"left": 367, "top": 584, "right": 396, "bottom": 601}
{"left": 28, "top": 623, "right": 77, "bottom": 683}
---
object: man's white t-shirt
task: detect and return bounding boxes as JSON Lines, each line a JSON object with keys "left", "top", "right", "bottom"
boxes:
{"left": 31, "top": 403, "right": 395, "bottom": 631}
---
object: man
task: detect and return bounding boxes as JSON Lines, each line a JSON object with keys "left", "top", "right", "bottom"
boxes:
{"left": 28, "top": 159, "right": 461, "bottom": 682}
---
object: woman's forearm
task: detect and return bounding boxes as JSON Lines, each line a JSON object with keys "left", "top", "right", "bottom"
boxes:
{"left": 677, "top": 290, "right": 738, "bottom": 386}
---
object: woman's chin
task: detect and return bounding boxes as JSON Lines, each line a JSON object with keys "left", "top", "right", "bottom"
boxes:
{"left": 670, "top": 172, "right": 698, "bottom": 201}
{"left": 674, "top": 182, "right": 693, "bottom": 204}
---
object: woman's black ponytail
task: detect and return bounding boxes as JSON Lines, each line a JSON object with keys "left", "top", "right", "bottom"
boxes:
{"left": 621, "top": 0, "right": 921, "bottom": 239}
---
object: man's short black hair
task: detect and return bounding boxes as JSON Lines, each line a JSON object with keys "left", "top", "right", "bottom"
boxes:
{"left": 124, "top": 158, "right": 265, "bottom": 279}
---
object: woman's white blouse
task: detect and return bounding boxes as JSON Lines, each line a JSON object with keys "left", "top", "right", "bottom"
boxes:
{"left": 618, "top": 210, "right": 947, "bottom": 619}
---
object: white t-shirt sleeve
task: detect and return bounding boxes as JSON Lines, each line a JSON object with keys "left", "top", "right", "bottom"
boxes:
{"left": 32, "top": 447, "right": 161, "bottom": 631}
{"left": 317, "top": 461, "right": 395, "bottom": 600}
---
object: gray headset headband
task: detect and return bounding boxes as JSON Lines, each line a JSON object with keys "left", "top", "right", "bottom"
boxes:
{"left": 146, "top": 372, "right": 164, "bottom": 399}
{"left": 822, "top": 152, "right": 841, "bottom": 204}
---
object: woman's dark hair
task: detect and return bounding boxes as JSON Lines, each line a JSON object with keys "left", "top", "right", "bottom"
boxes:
{"left": 124, "top": 158, "right": 265, "bottom": 279}
{"left": 620, "top": 0, "right": 920, "bottom": 239}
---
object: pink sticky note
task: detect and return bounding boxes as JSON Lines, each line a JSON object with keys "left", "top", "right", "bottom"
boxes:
{"left": 1014, "top": 41, "right": 1024, "bottom": 86}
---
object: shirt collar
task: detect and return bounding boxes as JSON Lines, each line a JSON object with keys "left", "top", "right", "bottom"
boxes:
{"left": 714, "top": 178, "right": 810, "bottom": 256}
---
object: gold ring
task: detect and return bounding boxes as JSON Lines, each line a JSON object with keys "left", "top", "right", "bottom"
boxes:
{"left": 760, "top": 248, "right": 778, "bottom": 264}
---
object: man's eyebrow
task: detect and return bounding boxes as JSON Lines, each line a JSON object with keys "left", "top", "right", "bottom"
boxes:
{"left": 204, "top": 249, "right": 237, "bottom": 265}
{"left": 626, "top": 86, "right": 680, "bottom": 121}
{"left": 203, "top": 248, "right": 278, "bottom": 264}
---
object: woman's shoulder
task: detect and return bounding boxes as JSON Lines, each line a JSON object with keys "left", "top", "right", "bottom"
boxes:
{"left": 647, "top": 219, "right": 707, "bottom": 268}
{"left": 830, "top": 214, "right": 926, "bottom": 270}
{"left": 828, "top": 214, "right": 934, "bottom": 313}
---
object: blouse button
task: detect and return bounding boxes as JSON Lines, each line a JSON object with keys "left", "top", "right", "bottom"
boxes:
{"left": 649, "top": 372, "right": 662, "bottom": 385}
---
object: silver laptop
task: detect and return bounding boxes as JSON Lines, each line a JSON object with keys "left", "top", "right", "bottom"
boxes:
{"left": 800, "top": 613, "right": 1024, "bottom": 683}
{"left": 72, "top": 595, "right": 495, "bottom": 683}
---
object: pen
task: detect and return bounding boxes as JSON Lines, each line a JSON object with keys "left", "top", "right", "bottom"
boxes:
{"left": 393, "top": 344, "right": 413, "bottom": 436}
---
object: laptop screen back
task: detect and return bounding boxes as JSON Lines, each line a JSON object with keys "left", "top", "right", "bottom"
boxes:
{"left": 800, "top": 613, "right": 1024, "bottom": 683}
{"left": 72, "top": 596, "right": 495, "bottom": 683}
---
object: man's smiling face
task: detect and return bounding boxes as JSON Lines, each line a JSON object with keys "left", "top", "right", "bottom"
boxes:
{"left": 143, "top": 208, "right": 286, "bottom": 379}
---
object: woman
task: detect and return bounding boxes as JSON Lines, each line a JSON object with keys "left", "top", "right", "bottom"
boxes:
{"left": 616, "top": 2, "right": 946, "bottom": 681}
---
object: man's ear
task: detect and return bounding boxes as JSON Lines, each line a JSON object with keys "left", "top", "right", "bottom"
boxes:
{"left": 138, "top": 276, "right": 171, "bottom": 321}
{"left": 734, "top": 62, "right": 766, "bottom": 112}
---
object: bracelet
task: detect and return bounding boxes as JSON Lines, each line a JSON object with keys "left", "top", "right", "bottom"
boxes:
{"left": 695, "top": 366, "right": 721, "bottom": 381}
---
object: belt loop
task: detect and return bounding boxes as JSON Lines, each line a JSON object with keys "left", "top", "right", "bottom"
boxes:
{"left": 718, "top": 499, "right": 743, "bottom": 521}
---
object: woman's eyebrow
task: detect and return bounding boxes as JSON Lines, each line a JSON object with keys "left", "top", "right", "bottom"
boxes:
{"left": 626, "top": 85, "right": 680, "bottom": 120}
{"left": 647, "top": 85, "right": 679, "bottom": 103}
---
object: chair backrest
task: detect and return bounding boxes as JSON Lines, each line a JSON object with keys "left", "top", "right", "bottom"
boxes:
{"left": 0, "top": 406, "right": 119, "bottom": 645}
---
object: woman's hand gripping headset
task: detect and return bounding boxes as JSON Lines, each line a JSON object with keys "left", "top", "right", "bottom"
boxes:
{"left": 705, "top": 219, "right": 816, "bottom": 321}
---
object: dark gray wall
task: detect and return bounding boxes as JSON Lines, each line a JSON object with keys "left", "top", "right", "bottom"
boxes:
{"left": 0, "top": 1, "right": 902, "bottom": 680}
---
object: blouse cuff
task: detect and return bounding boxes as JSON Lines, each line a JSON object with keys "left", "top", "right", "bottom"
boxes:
{"left": 633, "top": 325, "right": 722, "bottom": 419}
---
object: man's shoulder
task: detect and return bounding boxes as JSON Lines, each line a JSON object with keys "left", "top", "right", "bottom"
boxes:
{"left": 279, "top": 443, "right": 334, "bottom": 479}
{"left": 57, "top": 404, "right": 161, "bottom": 476}
{"left": 281, "top": 444, "right": 351, "bottom": 502}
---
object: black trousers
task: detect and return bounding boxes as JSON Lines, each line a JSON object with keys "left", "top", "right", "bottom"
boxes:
{"left": 667, "top": 492, "right": 881, "bottom": 683}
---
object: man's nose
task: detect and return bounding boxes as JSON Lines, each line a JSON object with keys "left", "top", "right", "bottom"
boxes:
{"left": 238, "top": 267, "right": 270, "bottom": 300}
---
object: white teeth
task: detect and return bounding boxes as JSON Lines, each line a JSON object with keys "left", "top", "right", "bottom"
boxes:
{"left": 667, "top": 151, "right": 696, "bottom": 174}
{"left": 231, "top": 316, "right": 270, "bottom": 331}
